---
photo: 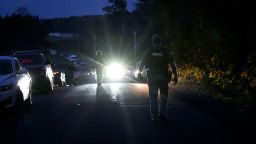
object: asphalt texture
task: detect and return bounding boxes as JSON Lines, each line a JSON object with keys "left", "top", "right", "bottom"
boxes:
{"left": 0, "top": 83, "right": 255, "bottom": 144}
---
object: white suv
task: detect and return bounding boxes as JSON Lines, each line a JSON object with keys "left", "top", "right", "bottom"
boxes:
{"left": 0, "top": 56, "right": 32, "bottom": 110}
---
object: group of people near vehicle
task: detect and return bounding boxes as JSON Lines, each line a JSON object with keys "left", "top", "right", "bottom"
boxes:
{"left": 92, "top": 32, "right": 178, "bottom": 123}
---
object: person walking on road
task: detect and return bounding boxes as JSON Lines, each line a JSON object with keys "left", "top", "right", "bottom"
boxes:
{"left": 141, "top": 33, "right": 178, "bottom": 122}
{"left": 66, "top": 62, "right": 76, "bottom": 86}
{"left": 94, "top": 50, "right": 104, "bottom": 86}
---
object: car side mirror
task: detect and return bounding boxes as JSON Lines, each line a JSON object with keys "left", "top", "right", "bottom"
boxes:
{"left": 17, "top": 68, "right": 28, "bottom": 74}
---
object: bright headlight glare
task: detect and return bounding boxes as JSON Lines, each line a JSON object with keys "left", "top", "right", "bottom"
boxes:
{"left": 135, "top": 70, "right": 140, "bottom": 75}
{"left": 46, "top": 67, "right": 54, "bottom": 79}
{"left": 18, "top": 75, "right": 30, "bottom": 97}
{"left": 106, "top": 63, "right": 125, "bottom": 80}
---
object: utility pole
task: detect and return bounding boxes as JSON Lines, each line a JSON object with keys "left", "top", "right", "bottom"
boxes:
{"left": 134, "top": 31, "right": 137, "bottom": 60}
{"left": 93, "top": 33, "right": 97, "bottom": 52}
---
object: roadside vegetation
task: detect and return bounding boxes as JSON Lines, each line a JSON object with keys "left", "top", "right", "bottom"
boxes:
{"left": 177, "top": 63, "right": 256, "bottom": 111}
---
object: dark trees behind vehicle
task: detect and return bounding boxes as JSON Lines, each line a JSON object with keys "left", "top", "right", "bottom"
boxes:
{"left": 134, "top": 0, "right": 256, "bottom": 67}
{"left": 103, "top": 0, "right": 129, "bottom": 15}
{"left": 0, "top": 14, "right": 48, "bottom": 54}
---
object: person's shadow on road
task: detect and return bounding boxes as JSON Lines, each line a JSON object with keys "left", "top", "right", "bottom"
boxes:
{"left": 95, "top": 85, "right": 119, "bottom": 117}
{"left": 96, "top": 85, "right": 113, "bottom": 104}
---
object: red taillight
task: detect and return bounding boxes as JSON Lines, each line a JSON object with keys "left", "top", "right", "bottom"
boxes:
{"left": 20, "top": 59, "right": 33, "bottom": 64}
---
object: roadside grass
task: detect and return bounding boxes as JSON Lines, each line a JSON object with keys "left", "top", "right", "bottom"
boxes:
{"left": 176, "top": 65, "right": 256, "bottom": 111}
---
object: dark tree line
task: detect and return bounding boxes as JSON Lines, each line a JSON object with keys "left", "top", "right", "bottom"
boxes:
{"left": 103, "top": 0, "right": 129, "bottom": 15}
{"left": 0, "top": 14, "right": 48, "bottom": 54}
{"left": 134, "top": 0, "right": 255, "bottom": 66}
{"left": 132, "top": 0, "right": 256, "bottom": 108}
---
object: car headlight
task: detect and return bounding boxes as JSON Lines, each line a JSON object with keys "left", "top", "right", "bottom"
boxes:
{"left": 134, "top": 70, "right": 140, "bottom": 75}
{"left": 46, "top": 67, "right": 54, "bottom": 79}
{"left": 0, "top": 84, "right": 15, "bottom": 92}
{"left": 53, "top": 71, "right": 59, "bottom": 75}
{"left": 106, "top": 63, "right": 125, "bottom": 80}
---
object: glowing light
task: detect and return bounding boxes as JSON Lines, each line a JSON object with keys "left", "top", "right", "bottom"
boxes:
{"left": 18, "top": 75, "right": 30, "bottom": 99}
{"left": 106, "top": 63, "right": 125, "bottom": 80}
{"left": 46, "top": 67, "right": 54, "bottom": 79}
{"left": 53, "top": 71, "right": 59, "bottom": 75}
{"left": 134, "top": 69, "right": 140, "bottom": 77}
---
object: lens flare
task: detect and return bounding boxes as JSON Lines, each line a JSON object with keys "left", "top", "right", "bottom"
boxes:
{"left": 106, "top": 63, "right": 125, "bottom": 80}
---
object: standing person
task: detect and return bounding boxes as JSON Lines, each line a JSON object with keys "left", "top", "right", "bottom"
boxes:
{"left": 94, "top": 50, "right": 104, "bottom": 86}
{"left": 142, "top": 33, "right": 178, "bottom": 122}
{"left": 66, "top": 62, "right": 76, "bottom": 86}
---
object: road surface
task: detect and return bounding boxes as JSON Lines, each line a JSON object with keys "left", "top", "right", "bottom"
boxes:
{"left": 0, "top": 83, "right": 254, "bottom": 144}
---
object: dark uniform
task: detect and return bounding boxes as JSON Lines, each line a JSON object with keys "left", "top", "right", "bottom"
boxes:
{"left": 66, "top": 62, "right": 76, "bottom": 86}
{"left": 94, "top": 50, "right": 104, "bottom": 86}
{"left": 143, "top": 34, "right": 178, "bottom": 122}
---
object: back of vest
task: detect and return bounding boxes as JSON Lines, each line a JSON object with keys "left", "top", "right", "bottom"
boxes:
{"left": 145, "top": 48, "right": 169, "bottom": 75}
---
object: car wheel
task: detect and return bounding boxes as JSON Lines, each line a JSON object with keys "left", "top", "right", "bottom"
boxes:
{"left": 25, "top": 94, "right": 32, "bottom": 106}
{"left": 60, "top": 79, "right": 64, "bottom": 86}
{"left": 42, "top": 79, "right": 53, "bottom": 94}
{"left": 62, "top": 81, "right": 66, "bottom": 87}
{"left": 48, "top": 79, "right": 54, "bottom": 92}
{"left": 15, "top": 89, "right": 24, "bottom": 113}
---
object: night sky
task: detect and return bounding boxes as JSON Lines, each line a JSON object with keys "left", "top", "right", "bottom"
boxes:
{"left": 0, "top": 0, "right": 138, "bottom": 19}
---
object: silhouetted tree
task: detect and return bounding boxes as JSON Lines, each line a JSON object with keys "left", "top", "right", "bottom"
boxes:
{"left": 14, "top": 7, "right": 31, "bottom": 16}
{"left": 103, "top": 0, "right": 129, "bottom": 15}
{"left": 0, "top": 15, "right": 48, "bottom": 54}
{"left": 134, "top": 0, "right": 155, "bottom": 15}
{"left": 134, "top": 0, "right": 256, "bottom": 68}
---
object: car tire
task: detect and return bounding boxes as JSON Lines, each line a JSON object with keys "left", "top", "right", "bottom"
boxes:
{"left": 42, "top": 79, "right": 53, "bottom": 94}
{"left": 23, "top": 93, "right": 32, "bottom": 112}
{"left": 25, "top": 94, "right": 32, "bottom": 106}
{"left": 62, "top": 81, "right": 66, "bottom": 87}
{"left": 48, "top": 79, "right": 53, "bottom": 92}
{"left": 14, "top": 89, "right": 24, "bottom": 113}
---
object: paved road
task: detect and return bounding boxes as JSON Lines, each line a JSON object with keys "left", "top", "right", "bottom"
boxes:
{"left": 0, "top": 83, "right": 254, "bottom": 144}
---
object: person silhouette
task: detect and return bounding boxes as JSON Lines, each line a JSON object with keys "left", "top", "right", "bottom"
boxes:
{"left": 141, "top": 33, "right": 178, "bottom": 122}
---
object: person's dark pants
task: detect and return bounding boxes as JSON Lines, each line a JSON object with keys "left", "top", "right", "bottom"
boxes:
{"left": 66, "top": 71, "right": 74, "bottom": 85}
{"left": 96, "top": 69, "right": 103, "bottom": 84}
{"left": 147, "top": 75, "right": 169, "bottom": 119}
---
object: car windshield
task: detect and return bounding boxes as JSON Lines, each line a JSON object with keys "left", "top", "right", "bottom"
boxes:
{"left": 15, "top": 53, "right": 44, "bottom": 66}
{"left": 0, "top": 60, "right": 13, "bottom": 74}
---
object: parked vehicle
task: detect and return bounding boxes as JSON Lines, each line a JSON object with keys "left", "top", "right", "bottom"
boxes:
{"left": 13, "top": 50, "right": 54, "bottom": 93}
{"left": 0, "top": 56, "right": 32, "bottom": 110}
